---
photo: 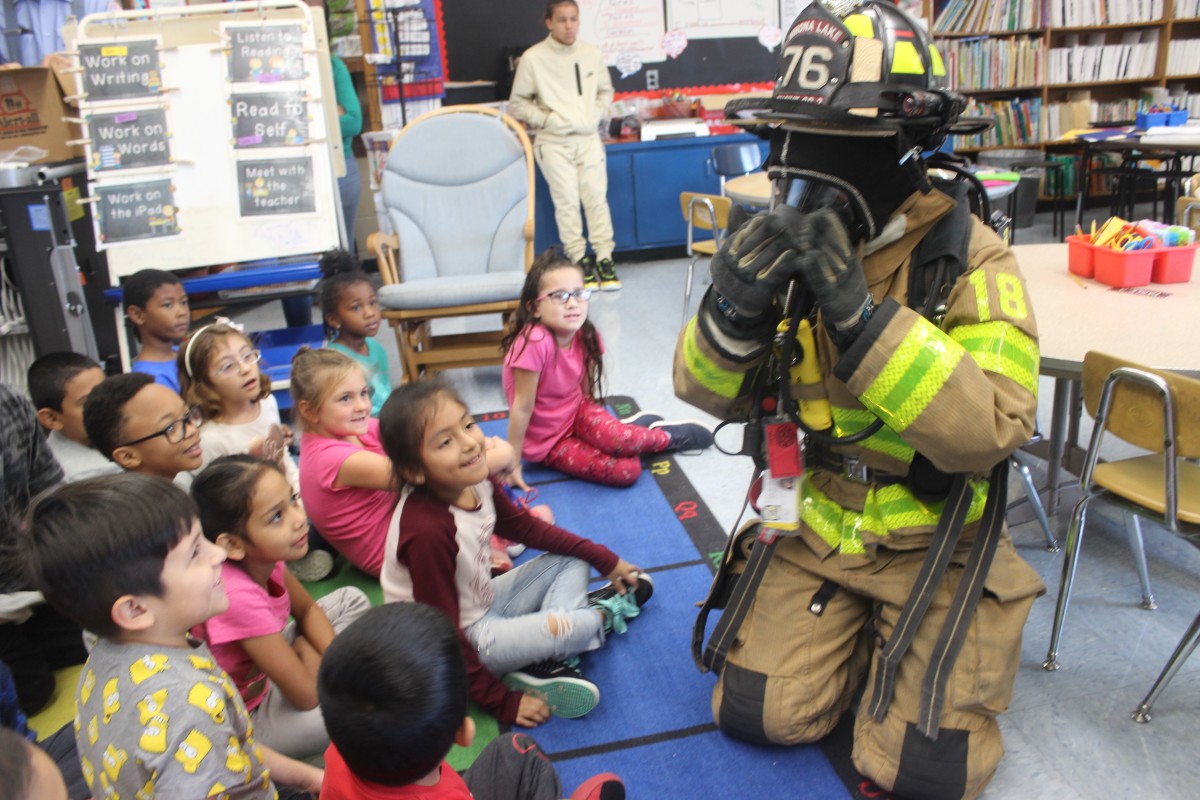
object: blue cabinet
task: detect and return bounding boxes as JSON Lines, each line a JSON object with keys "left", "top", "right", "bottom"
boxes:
{"left": 534, "top": 133, "right": 767, "bottom": 256}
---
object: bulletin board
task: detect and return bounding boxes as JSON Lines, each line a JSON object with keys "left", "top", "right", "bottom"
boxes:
{"left": 61, "top": 0, "right": 344, "bottom": 280}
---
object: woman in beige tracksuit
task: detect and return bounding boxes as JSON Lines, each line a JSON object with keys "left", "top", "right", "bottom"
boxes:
{"left": 508, "top": 0, "right": 620, "bottom": 290}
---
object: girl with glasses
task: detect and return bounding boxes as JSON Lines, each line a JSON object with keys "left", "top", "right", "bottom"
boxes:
{"left": 501, "top": 250, "right": 715, "bottom": 489}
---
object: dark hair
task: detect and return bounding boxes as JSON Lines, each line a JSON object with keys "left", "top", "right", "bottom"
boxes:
{"left": 22, "top": 474, "right": 198, "bottom": 637}
{"left": 545, "top": 0, "right": 578, "bottom": 20}
{"left": 378, "top": 378, "right": 463, "bottom": 481}
{"left": 122, "top": 269, "right": 181, "bottom": 311}
{"left": 0, "top": 727, "right": 32, "bottom": 800}
{"left": 192, "top": 455, "right": 285, "bottom": 544}
{"left": 501, "top": 248, "right": 605, "bottom": 400}
{"left": 27, "top": 352, "right": 101, "bottom": 411}
{"left": 318, "top": 603, "right": 468, "bottom": 786}
{"left": 177, "top": 324, "right": 271, "bottom": 422}
{"left": 83, "top": 373, "right": 156, "bottom": 461}
{"left": 318, "top": 248, "right": 373, "bottom": 334}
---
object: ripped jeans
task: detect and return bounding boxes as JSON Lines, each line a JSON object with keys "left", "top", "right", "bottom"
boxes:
{"left": 464, "top": 553, "right": 605, "bottom": 675}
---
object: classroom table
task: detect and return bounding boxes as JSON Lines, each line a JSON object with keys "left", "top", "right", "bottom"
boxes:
{"left": 1012, "top": 242, "right": 1200, "bottom": 513}
{"left": 724, "top": 170, "right": 1018, "bottom": 209}
{"left": 1071, "top": 137, "right": 1200, "bottom": 229}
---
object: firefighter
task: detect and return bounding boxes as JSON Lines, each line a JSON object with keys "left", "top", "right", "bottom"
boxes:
{"left": 677, "top": 2, "right": 1045, "bottom": 798}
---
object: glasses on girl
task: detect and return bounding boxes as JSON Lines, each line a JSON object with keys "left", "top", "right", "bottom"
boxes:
{"left": 536, "top": 288, "right": 593, "bottom": 305}
{"left": 118, "top": 405, "right": 203, "bottom": 447}
{"left": 213, "top": 349, "right": 262, "bottom": 377}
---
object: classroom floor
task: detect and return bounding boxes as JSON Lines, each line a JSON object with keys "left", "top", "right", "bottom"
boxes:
{"left": 231, "top": 203, "right": 1198, "bottom": 799}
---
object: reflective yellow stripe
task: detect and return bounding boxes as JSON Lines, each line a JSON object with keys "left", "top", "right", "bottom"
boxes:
{"left": 891, "top": 40, "right": 926, "bottom": 75}
{"left": 929, "top": 45, "right": 947, "bottom": 77}
{"left": 862, "top": 320, "right": 964, "bottom": 432}
{"left": 949, "top": 322, "right": 1040, "bottom": 395}
{"left": 681, "top": 316, "right": 743, "bottom": 400}
{"left": 832, "top": 407, "right": 915, "bottom": 463}
{"left": 844, "top": 13, "right": 875, "bottom": 38}
{"left": 801, "top": 477, "right": 989, "bottom": 554}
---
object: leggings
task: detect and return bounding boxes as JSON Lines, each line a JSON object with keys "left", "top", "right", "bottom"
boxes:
{"left": 542, "top": 400, "right": 670, "bottom": 487}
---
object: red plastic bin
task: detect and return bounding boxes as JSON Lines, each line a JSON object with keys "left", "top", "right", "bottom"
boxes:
{"left": 1093, "top": 245, "right": 1155, "bottom": 288}
{"left": 1151, "top": 243, "right": 1197, "bottom": 283}
{"left": 1066, "top": 234, "right": 1095, "bottom": 278}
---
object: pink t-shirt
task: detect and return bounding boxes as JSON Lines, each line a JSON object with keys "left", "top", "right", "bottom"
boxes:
{"left": 200, "top": 561, "right": 290, "bottom": 712}
{"left": 502, "top": 325, "right": 603, "bottom": 462}
{"left": 299, "top": 418, "right": 396, "bottom": 576}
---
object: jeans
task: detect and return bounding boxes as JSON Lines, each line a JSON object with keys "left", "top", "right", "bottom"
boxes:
{"left": 465, "top": 554, "right": 604, "bottom": 675}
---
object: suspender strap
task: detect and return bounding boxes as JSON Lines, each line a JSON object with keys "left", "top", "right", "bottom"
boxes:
{"left": 698, "top": 530, "right": 781, "bottom": 675}
{"left": 691, "top": 520, "right": 758, "bottom": 671}
{"left": 916, "top": 459, "right": 1009, "bottom": 738}
{"left": 867, "top": 471, "right": 972, "bottom": 723}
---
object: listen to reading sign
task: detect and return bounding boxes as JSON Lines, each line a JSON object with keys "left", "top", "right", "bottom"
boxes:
{"left": 96, "top": 179, "right": 179, "bottom": 243}
{"left": 227, "top": 25, "right": 305, "bottom": 83}
{"left": 237, "top": 157, "right": 315, "bottom": 216}
{"left": 79, "top": 40, "right": 163, "bottom": 102}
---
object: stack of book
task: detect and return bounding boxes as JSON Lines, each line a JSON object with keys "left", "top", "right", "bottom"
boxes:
{"left": 955, "top": 96, "right": 1043, "bottom": 147}
{"left": 1048, "top": 30, "right": 1158, "bottom": 84}
{"left": 1046, "top": 0, "right": 1164, "bottom": 26}
{"left": 1167, "top": 38, "right": 1200, "bottom": 77}
{"left": 938, "top": 34, "right": 1045, "bottom": 91}
{"left": 935, "top": 0, "right": 1044, "bottom": 33}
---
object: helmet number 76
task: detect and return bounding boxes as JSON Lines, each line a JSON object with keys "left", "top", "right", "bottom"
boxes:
{"left": 781, "top": 45, "right": 834, "bottom": 91}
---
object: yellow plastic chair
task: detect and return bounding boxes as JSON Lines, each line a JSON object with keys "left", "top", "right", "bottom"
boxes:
{"left": 1042, "top": 352, "right": 1200, "bottom": 720}
{"left": 679, "top": 192, "right": 731, "bottom": 327}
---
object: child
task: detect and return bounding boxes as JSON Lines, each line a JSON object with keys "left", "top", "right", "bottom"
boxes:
{"left": 318, "top": 602, "right": 625, "bottom": 800}
{"left": 293, "top": 348, "right": 516, "bottom": 576}
{"left": 378, "top": 379, "right": 654, "bottom": 728}
{"left": 192, "top": 455, "right": 370, "bottom": 758}
{"left": 123, "top": 268, "right": 190, "bottom": 392}
{"left": 22, "top": 474, "right": 324, "bottom": 798}
{"left": 319, "top": 248, "right": 391, "bottom": 416}
{"left": 0, "top": 725, "right": 68, "bottom": 800}
{"left": 83, "top": 372, "right": 203, "bottom": 487}
{"left": 27, "top": 352, "right": 120, "bottom": 482}
{"left": 502, "top": 249, "right": 714, "bottom": 488}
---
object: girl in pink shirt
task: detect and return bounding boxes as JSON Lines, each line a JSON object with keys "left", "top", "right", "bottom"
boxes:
{"left": 502, "top": 250, "right": 714, "bottom": 487}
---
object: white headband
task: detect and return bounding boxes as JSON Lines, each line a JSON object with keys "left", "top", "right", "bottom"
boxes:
{"left": 183, "top": 316, "right": 246, "bottom": 378}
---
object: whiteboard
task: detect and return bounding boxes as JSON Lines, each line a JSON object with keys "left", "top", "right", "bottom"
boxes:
{"left": 63, "top": 1, "right": 343, "bottom": 280}
{"left": 666, "top": 0, "right": 780, "bottom": 40}
{"left": 579, "top": 0, "right": 666, "bottom": 69}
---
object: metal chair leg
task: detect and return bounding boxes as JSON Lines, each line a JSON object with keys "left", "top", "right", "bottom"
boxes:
{"left": 1011, "top": 452, "right": 1059, "bottom": 551}
{"left": 1131, "top": 609, "right": 1200, "bottom": 723}
{"left": 682, "top": 255, "right": 698, "bottom": 329}
{"left": 1124, "top": 511, "right": 1157, "bottom": 610}
{"left": 1044, "top": 493, "right": 1094, "bottom": 671}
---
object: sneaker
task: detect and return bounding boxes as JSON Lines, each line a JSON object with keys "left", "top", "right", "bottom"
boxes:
{"left": 570, "top": 773, "right": 626, "bottom": 800}
{"left": 620, "top": 411, "right": 664, "bottom": 428}
{"left": 502, "top": 659, "right": 600, "bottom": 719}
{"left": 649, "top": 420, "right": 715, "bottom": 452}
{"left": 287, "top": 549, "right": 334, "bottom": 583}
{"left": 596, "top": 257, "right": 621, "bottom": 291}
{"left": 579, "top": 255, "right": 600, "bottom": 289}
{"left": 587, "top": 572, "right": 654, "bottom": 634}
{"left": 490, "top": 535, "right": 514, "bottom": 576}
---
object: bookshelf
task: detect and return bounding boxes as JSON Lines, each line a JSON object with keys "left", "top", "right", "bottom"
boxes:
{"left": 929, "top": 0, "right": 1200, "bottom": 150}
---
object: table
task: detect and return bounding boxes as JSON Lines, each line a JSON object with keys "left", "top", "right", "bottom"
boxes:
{"left": 1071, "top": 137, "right": 1200, "bottom": 228}
{"left": 725, "top": 170, "right": 1018, "bottom": 209}
{"left": 1012, "top": 242, "right": 1200, "bottom": 512}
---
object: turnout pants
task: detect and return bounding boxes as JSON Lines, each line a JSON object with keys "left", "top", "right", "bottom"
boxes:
{"left": 712, "top": 535, "right": 1043, "bottom": 800}
{"left": 535, "top": 135, "right": 615, "bottom": 263}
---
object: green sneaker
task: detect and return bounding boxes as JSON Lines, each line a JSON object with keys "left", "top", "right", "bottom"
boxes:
{"left": 503, "top": 659, "right": 600, "bottom": 718}
{"left": 587, "top": 573, "right": 654, "bottom": 634}
{"left": 596, "top": 257, "right": 621, "bottom": 291}
{"left": 579, "top": 255, "right": 600, "bottom": 289}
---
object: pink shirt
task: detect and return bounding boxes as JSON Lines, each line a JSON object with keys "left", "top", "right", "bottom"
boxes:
{"left": 200, "top": 561, "right": 290, "bottom": 712}
{"left": 299, "top": 418, "right": 396, "bottom": 576}
{"left": 502, "top": 325, "right": 602, "bottom": 462}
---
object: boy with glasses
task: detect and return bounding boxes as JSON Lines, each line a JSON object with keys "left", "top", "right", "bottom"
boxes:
{"left": 84, "top": 373, "right": 204, "bottom": 488}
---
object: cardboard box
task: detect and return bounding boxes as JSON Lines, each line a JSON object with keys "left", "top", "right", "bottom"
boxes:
{"left": 0, "top": 67, "right": 82, "bottom": 164}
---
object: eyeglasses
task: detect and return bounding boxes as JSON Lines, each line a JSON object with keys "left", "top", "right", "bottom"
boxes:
{"left": 536, "top": 288, "right": 593, "bottom": 305}
{"left": 213, "top": 349, "right": 262, "bottom": 377}
{"left": 118, "top": 405, "right": 203, "bottom": 448}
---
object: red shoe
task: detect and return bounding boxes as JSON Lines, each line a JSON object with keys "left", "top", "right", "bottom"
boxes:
{"left": 569, "top": 773, "right": 625, "bottom": 800}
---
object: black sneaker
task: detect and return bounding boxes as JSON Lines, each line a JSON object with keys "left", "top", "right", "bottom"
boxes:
{"left": 619, "top": 411, "right": 664, "bottom": 428}
{"left": 649, "top": 420, "right": 714, "bottom": 452}
{"left": 502, "top": 659, "right": 599, "bottom": 718}
{"left": 587, "top": 572, "right": 654, "bottom": 634}
{"left": 596, "top": 258, "right": 621, "bottom": 291}
{"left": 579, "top": 255, "right": 600, "bottom": 289}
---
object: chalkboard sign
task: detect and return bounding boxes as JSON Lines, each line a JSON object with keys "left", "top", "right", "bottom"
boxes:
{"left": 237, "top": 157, "right": 315, "bottom": 216}
{"left": 79, "top": 40, "right": 163, "bottom": 101}
{"left": 96, "top": 179, "right": 179, "bottom": 243}
{"left": 88, "top": 108, "right": 171, "bottom": 172}
{"left": 227, "top": 25, "right": 306, "bottom": 83}
{"left": 231, "top": 92, "right": 308, "bottom": 148}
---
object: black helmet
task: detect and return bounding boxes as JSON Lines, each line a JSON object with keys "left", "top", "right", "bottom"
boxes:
{"left": 727, "top": 0, "right": 978, "bottom": 153}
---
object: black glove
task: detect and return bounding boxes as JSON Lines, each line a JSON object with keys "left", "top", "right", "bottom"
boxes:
{"left": 709, "top": 205, "right": 811, "bottom": 320}
{"left": 795, "top": 209, "right": 873, "bottom": 349}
